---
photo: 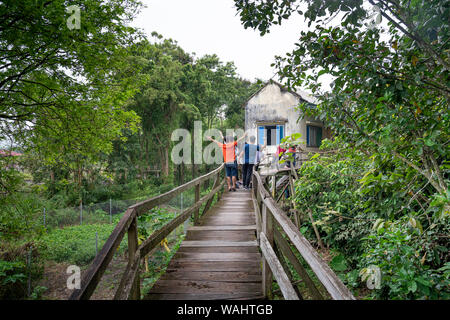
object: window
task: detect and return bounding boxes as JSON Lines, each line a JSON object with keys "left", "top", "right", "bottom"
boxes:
{"left": 307, "top": 125, "right": 322, "bottom": 147}
{"left": 258, "top": 124, "right": 284, "bottom": 146}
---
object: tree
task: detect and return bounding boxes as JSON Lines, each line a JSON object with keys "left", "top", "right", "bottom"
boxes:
{"left": 234, "top": 0, "right": 449, "bottom": 299}
{"left": 0, "top": 0, "right": 143, "bottom": 188}
{"left": 234, "top": 0, "right": 449, "bottom": 208}
{"left": 125, "top": 37, "right": 191, "bottom": 177}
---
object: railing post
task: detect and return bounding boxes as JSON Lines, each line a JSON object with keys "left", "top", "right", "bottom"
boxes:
{"left": 194, "top": 182, "right": 200, "bottom": 225}
{"left": 127, "top": 216, "right": 140, "bottom": 300}
{"left": 202, "top": 172, "right": 220, "bottom": 216}
{"left": 288, "top": 172, "right": 300, "bottom": 228}
{"left": 271, "top": 175, "right": 276, "bottom": 199}
{"left": 262, "top": 203, "right": 274, "bottom": 299}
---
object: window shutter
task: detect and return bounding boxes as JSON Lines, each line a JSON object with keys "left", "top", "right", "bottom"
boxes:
{"left": 317, "top": 127, "right": 322, "bottom": 147}
{"left": 276, "top": 125, "right": 284, "bottom": 144}
{"left": 258, "top": 126, "right": 265, "bottom": 145}
{"left": 306, "top": 125, "right": 310, "bottom": 146}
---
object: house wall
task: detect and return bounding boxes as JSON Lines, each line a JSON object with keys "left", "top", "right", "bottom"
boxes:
{"left": 244, "top": 82, "right": 325, "bottom": 153}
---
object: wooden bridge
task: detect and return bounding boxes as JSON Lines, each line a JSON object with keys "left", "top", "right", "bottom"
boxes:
{"left": 146, "top": 189, "right": 262, "bottom": 300}
{"left": 69, "top": 163, "right": 355, "bottom": 300}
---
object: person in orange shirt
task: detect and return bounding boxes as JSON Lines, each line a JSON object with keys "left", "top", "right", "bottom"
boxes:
{"left": 207, "top": 132, "right": 247, "bottom": 192}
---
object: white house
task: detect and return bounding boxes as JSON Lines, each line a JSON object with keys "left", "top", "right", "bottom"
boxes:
{"left": 243, "top": 80, "right": 330, "bottom": 163}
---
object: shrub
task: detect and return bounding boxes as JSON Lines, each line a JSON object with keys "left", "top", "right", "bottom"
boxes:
{"left": 0, "top": 193, "right": 46, "bottom": 240}
{"left": 361, "top": 220, "right": 450, "bottom": 299}
{"left": 290, "top": 137, "right": 449, "bottom": 299}
{"left": 0, "top": 260, "right": 27, "bottom": 299}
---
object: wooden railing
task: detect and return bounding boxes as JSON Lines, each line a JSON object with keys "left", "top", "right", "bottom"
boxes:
{"left": 69, "top": 164, "right": 225, "bottom": 300}
{"left": 252, "top": 168, "right": 356, "bottom": 300}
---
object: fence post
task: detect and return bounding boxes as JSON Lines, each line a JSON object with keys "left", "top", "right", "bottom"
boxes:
{"left": 182, "top": 193, "right": 189, "bottom": 233}
{"left": 109, "top": 198, "right": 112, "bottom": 224}
{"left": 127, "top": 216, "right": 140, "bottom": 300}
{"left": 95, "top": 232, "right": 98, "bottom": 256}
{"left": 201, "top": 172, "right": 220, "bottom": 216}
{"left": 194, "top": 183, "right": 200, "bottom": 225}
{"left": 271, "top": 175, "right": 276, "bottom": 198}
{"left": 27, "top": 247, "right": 32, "bottom": 297}
{"left": 262, "top": 203, "right": 274, "bottom": 299}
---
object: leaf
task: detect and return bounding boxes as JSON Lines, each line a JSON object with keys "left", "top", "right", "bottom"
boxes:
{"left": 408, "top": 281, "right": 417, "bottom": 293}
{"left": 392, "top": 40, "right": 398, "bottom": 50}
{"left": 330, "top": 255, "right": 348, "bottom": 272}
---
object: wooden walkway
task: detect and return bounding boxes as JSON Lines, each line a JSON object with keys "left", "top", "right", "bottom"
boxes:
{"left": 144, "top": 189, "right": 263, "bottom": 300}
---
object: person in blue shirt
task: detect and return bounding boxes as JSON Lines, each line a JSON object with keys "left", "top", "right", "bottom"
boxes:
{"left": 239, "top": 136, "right": 266, "bottom": 189}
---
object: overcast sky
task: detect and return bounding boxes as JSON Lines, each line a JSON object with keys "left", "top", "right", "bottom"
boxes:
{"left": 131, "top": 0, "right": 329, "bottom": 87}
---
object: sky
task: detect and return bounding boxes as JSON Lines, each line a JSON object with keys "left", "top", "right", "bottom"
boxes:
{"left": 131, "top": 0, "right": 322, "bottom": 85}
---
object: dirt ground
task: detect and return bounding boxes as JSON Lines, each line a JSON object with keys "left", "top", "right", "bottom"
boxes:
{"left": 38, "top": 253, "right": 129, "bottom": 300}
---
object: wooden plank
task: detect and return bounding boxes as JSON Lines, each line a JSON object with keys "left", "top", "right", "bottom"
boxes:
{"left": 186, "top": 230, "right": 255, "bottom": 241}
{"left": 273, "top": 227, "right": 323, "bottom": 300}
{"left": 114, "top": 251, "right": 140, "bottom": 300}
{"left": 254, "top": 171, "right": 355, "bottom": 300}
{"left": 208, "top": 211, "right": 254, "bottom": 215}
{"left": 177, "top": 246, "right": 260, "bottom": 253}
{"left": 194, "top": 183, "right": 200, "bottom": 224}
{"left": 160, "top": 270, "right": 261, "bottom": 282}
{"left": 181, "top": 240, "right": 258, "bottom": 247}
{"left": 144, "top": 293, "right": 264, "bottom": 300}
{"left": 188, "top": 225, "right": 256, "bottom": 231}
{"left": 149, "top": 280, "right": 261, "bottom": 294}
{"left": 201, "top": 216, "right": 255, "bottom": 222}
{"left": 166, "top": 261, "right": 260, "bottom": 272}
{"left": 200, "top": 219, "right": 255, "bottom": 226}
{"left": 252, "top": 189, "right": 262, "bottom": 243}
{"left": 261, "top": 203, "right": 273, "bottom": 298}
{"left": 260, "top": 232, "right": 299, "bottom": 300}
{"left": 173, "top": 252, "right": 261, "bottom": 262}
{"left": 126, "top": 217, "right": 140, "bottom": 300}
{"left": 273, "top": 241, "right": 304, "bottom": 299}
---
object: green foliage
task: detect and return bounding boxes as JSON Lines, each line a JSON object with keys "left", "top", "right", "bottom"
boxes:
{"left": 138, "top": 206, "right": 178, "bottom": 241}
{"left": 0, "top": 193, "right": 46, "bottom": 240}
{"left": 235, "top": 0, "right": 449, "bottom": 300}
{"left": 361, "top": 220, "right": 449, "bottom": 299}
{"left": 141, "top": 233, "right": 184, "bottom": 297}
{"left": 0, "top": 260, "right": 27, "bottom": 299}
{"left": 289, "top": 138, "right": 449, "bottom": 299}
{"left": 37, "top": 224, "right": 127, "bottom": 266}
{"left": 0, "top": 0, "right": 143, "bottom": 185}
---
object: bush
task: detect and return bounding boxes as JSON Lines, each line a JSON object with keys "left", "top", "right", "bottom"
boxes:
{"left": 0, "top": 193, "right": 46, "bottom": 240}
{"left": 0, "top": 260, "right": 27, "bottom": 299}
{"left": 361, "top": 220, "right": 450, "bottom": 299}
{"left": 290, "top": 138, "right": 449, "bottom": 299}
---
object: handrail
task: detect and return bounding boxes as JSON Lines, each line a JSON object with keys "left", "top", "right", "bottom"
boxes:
{"left": 114, "top": 180, "right": 225, "bottom": 300}
{"left": 252, "top": 169, "right": 355, "bottom": 300}
{"left": 69, "top": 164, "right": 224, "bottom": 300}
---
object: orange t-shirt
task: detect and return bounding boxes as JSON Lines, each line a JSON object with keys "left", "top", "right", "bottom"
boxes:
{"left": 217, "top": 141, "right": 237, "bottom": 163}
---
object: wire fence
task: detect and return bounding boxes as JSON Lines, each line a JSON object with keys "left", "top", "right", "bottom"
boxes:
{"left": 34, "top": 179, "right": 219, "bottom": 299}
